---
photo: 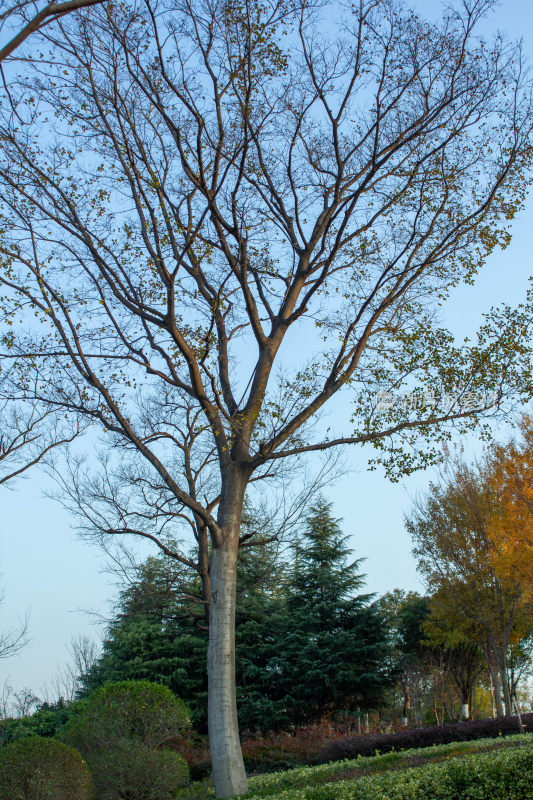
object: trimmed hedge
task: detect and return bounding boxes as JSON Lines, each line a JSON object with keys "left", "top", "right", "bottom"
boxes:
{"left": 242, "top": 733, "right": 533, "bottom": 798}
{"left": 244, "top": 743, "right": 533, "bottom": 800}
{"left": 318, "top": 712, "right": 532, "bottom": 762}
{"left": 0, "top": 736, "right": 92, "bottom": 800}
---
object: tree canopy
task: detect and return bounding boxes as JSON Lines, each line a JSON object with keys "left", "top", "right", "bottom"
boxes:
{"left": 1, "top": 0, "right": 533, "bottom": 792}
{"left": 406, "top": 445, "right": 533, "bottom": 717}
{"left": 81, "top": 505, "right": 392, "bottom": 733}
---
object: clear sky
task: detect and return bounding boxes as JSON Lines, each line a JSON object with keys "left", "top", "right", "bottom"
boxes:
{"left": 1, "top": 0, "right": 533, "bottom": 700}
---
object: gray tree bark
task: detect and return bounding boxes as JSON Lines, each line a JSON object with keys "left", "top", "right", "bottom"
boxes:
{"left": 490, "top": 663, "right": 505, "bottom": 718}
{"left": 497, "top": 649, "right": 513, "bottom": 716}
{"left": 207, "top": 477, "right": 248, "bottom": 797}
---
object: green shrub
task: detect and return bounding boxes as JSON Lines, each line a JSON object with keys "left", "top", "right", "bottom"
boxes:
{"left": 243, "top": 743, "right": 533, "bottom": 800}
{"left": 0, "top": 698, "right": 87, "bottom": 747}
{"left": 0, "top": 736, "right": 92, "bottom": 800}
{"left": 63, "top": 680, "right": 190, "bottom": 752}
{"left": 62, "top": 680, "right": 191, "bottom": 799}
{"left": 89, "top": 741, "right": 189, "bottom": 800}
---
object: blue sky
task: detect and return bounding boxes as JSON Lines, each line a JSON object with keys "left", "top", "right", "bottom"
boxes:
{"left": 1, "top": 0, "right": 533, "bottom": 698}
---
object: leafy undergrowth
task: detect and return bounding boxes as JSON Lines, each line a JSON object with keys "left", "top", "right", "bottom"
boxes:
{"left": 243, "top": 743, "right": 533, "bottom": 800}
{"left": 176, "top": 732, "right": 533, "bottom": 800}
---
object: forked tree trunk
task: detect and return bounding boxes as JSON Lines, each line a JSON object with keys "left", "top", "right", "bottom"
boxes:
{"left": 207, "top": 485, "right": 248, "bottom": 798}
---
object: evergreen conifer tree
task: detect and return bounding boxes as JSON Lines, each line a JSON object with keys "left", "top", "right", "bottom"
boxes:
{"left": 79, "top": 558, "right": 209, "bottom": 729}
{"left": 80, "top": 503, "right": 393, "bottom": 733}
{"left": 273, "top": 500, "right": 392, "bottom": 726}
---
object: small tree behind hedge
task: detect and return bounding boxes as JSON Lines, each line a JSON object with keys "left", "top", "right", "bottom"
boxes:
{"left": 0, "top": 736, "right": 92, "bottom": 800}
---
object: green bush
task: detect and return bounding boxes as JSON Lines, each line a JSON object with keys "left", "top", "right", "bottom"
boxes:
{"left": 89, "top": 741, "right": 189, "bottom": 800}
{"left": 62, "top": 680, "right": 190, "bottom": 799}
{"left": 0, "top": 698, "right": 87, "bottom": 747}
{"left": 63, "top": 679, "right": 190, "bottom": 751}
{"left": 0, "top": 736, "right": 92, "bottom": 800}
{"left": 243, "top": 743, "right": 533, "bottom": 800}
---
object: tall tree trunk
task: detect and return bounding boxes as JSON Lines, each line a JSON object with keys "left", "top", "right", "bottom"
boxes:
{"left": 490, "top": 663, "right": 504, "bottom": 718}
{"left": 461, "top": 680, "right": 472, "bottom": 719}
{"left": 461, "top": 684, "right": 470, "bottom": 719}
{"left": 208, "top": 480, "right": 248, "bottom": 798}
{"left": 497, "top": 649, "right": 513, "bottom": 716}
{"left": 401, "top": 680, "right": 410, "bottom": 726}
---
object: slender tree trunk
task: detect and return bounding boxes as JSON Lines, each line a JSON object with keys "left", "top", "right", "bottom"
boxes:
{"left": 497, "top": 650, "right": 513, "bottom": 716}
{"left": 512, "top": 695, "right": 525, "bottom": 733}
{"left": 461, "top": 686, "right": 469, "bottom": 719}
{"left": 207, "top": 478, "right": 248, "bottom": 798}
{"left": 401, "top": 676, "right": 410, "bottom": 726}
{"left": 198, "top": 521, "right": 211, "bottom": 627}
{"left": 490, "top": 663, "right": 504, "bottom": 718}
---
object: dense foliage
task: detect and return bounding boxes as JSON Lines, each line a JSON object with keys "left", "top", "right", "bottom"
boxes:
{"left": 0, "top": 697, "right": 86, "bottom": 746}
{"left": 234, "top": 733, "right": 533, "bottom": 798}
{"left": 406, "top": 445, "right": 533, "bottom": 717}
{"left": 62, "top": 681, "right": 190, "bottom": 799}
{"left": 88, "top": 742, "right": 189, "bottom": 800}
{"left": 239, "top": 501, "right": 392, "bottom": 730}
{"left": 79, "top": 560, "right": 208, "bottom": 729}
{"left": 242, "top": 744, "right": 533, "bottom": 800}
{"left": 81, "top": 502, "right": 393, "bottom": 733}
{"left": 0, "top": 736, "right": 92, "bottom": 800}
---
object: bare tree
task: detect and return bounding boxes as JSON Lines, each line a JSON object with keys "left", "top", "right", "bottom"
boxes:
{"left": 47, "top": 398, "right": 342, "bottom": 628}
{"left": 0, "top": 402, "right": 76, "bottom": 486}
{"left": 0, "top": 0, "right": 106, "bottom": 62}
{"left": 0, "top": 681, "right": 40, "bottom": 718}
{"left": 0, "top": 0, "right": 532, "bottom": 793}
{"left": 0, "top": 590, "right": 28, "bottom": 658}
{"left": 0, "top": 374, "right": 78, "bottom": 662}
{"left": 44, "top": 633, "right": 99, "bottom": 700}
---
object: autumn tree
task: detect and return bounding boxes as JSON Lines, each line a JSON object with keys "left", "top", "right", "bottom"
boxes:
{"left": 406, "top": 455, "right": 533, "bottom": 718}
{"left": 423, "top": 589, "right": 485, "bottom": 720}
{"left": 1, "top": 0, "right": 533, "bottom": 793}
{"left": 485, "top": 414, "right": 533, "bottom": 589}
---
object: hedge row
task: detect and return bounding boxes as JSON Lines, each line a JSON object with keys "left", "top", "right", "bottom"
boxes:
{"left": 318, "top": 712, "right": 532, "bottom": 762}
{"left": 244, "top": 743, "right": 533, "bottom": 800}
{"left": 241, "top": 733, "right": 533, "bottom": 798}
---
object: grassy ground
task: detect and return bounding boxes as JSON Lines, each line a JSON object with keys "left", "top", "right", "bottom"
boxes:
{"left": 176, "top": 732, "right": 533, "bottom": 800}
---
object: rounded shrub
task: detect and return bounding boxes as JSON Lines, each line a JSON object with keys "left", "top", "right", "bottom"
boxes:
{"left": 0, "top": 736, "right": 92, "bottom": 800}
{"left": 63, "top": 679, "right": 190, "bottom": 751}
{"left": 89, "top": 741, "right": 189, "bottom": 800}
{"left": 62, "top": 680, "right": 191, "bottom": 799}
